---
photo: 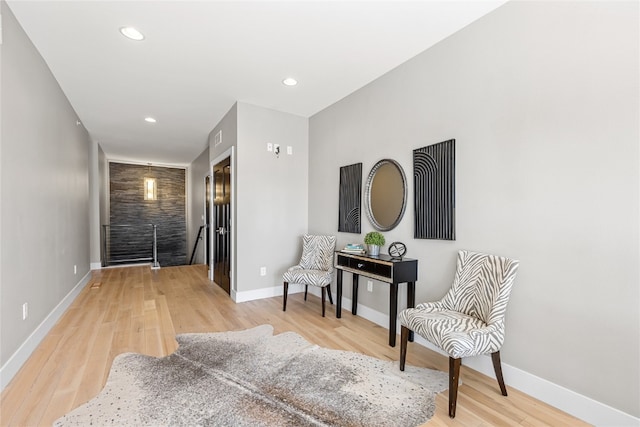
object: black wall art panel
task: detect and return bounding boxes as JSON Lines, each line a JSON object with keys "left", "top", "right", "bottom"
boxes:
{"left": 414, "top": 139, "right": 456, "bottom": 240}
{"left": 338, "top": 163, "right": 362, "bottom": 233}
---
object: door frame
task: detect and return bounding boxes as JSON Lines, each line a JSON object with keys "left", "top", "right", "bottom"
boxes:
{"left": 210, "top": 146, "right": 235, "bottom": 294}
{"left": 204, "top": 174, "right": 211, "bottom": 277}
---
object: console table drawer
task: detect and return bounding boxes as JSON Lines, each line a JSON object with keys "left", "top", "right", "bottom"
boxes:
{"left": 348, "top": 258, "right": 391, "bottom": 278}
{"left": 335, "top": 253, "right": 413, "bottom": 283}
{"left": 336, "top": 254, "right": 392, "bottom": 279}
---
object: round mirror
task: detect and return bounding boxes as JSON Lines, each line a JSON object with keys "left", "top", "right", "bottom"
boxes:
{"left": 364, "top": 159, "right": 407, "bottom": 231}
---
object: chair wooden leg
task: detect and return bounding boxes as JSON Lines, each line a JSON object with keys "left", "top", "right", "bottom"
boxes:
{"left": 399, "top": 326, "right": 409, "bottom": 371}
{"left": 492, "top": 351, "right": 508, "bottom": 396}
{"left": 449, "top": 357, "right": 461, "bottom": 418}
{"left": 283, "top": 282, "right": 289, "bottom": 311}
{"left": 321, "top": 286, "right": 326, "bottom": 317}
{"left": 327, "top": 284, "right": 334, "bottom": 305}
{"left": 304, "top": 285, "right": 308, "bottom": 301}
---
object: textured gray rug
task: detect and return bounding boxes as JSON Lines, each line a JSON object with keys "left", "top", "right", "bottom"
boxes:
{"left": 54, "top": 325, "right": 448, "bottom": 426}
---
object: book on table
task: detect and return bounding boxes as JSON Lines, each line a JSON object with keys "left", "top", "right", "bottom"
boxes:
{"left": 342, "top": 244, "right": 365, "bottom": 254}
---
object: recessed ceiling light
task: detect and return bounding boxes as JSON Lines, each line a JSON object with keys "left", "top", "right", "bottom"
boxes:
{"left": 144, "top": 117, "right": 157, "bottom": 123}
{"left": 282, "top": 77, "right": 298, "bottom": 86}
{"left": 120, "top": 26, "right": 145, "bottom": 41}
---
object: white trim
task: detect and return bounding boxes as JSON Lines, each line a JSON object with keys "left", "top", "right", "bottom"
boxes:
{"left": 306, "top": 287, "right": 639, "bottom": 426}
{"left": 493, "top": 359, "right": 639, "bottom": 427}
{"left": 405, "top": 334, "right": 638, "bottom": 425}
{"left": 412, "top": 335, "right": 639, "bottom": 426}
{"left": 233, "top": 283, "right": 304, "bottom": 303}
{"left": 208, "top": 165, "right": 214, "bottom": 282}
{"left": 0, "top": 271, "right": 92, "bottom": 391}
{"left": 202, "top": 174, "right": 210, "bottom": 268}
{"left": 184, "top": 164, "right": 190, "bottom": 266}
{"left": 90, "top": 262, "right": 102, "bottom": 270}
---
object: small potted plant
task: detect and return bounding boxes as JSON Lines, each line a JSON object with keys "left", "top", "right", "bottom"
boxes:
{"left": 364, "top": 231, "right": 385, "bottom": 256}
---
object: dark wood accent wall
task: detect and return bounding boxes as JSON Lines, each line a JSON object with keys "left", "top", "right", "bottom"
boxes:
{"left": 109, "top": 162, "right": 187, "bottom": 266}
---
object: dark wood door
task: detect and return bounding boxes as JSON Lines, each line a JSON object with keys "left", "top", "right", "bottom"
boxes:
{"left": 213, "top": 158, "right": 231, "bottom": 294}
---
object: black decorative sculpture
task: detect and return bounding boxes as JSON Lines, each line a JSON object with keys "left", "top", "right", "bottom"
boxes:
{"left": 388, "top": 242, "right": 407, "bottom": 259}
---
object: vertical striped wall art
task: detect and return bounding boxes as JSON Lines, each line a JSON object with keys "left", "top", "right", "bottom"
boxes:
{"left": 338, "top": 163, "right": 362, "bottom": 233}
{"left": 413, "top": 139, "right": 456, "bottom": 240}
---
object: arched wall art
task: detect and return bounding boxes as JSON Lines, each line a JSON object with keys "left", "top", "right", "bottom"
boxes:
{"left": 338, "top": 162, "right": 362, "bottom": 233}
{"left": 413, "top": 139, "right": 456, "bottom": 240}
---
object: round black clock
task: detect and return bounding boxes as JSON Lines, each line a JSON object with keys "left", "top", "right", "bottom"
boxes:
{"left": 388, "top": 241, "right": 407, "bottom": 259}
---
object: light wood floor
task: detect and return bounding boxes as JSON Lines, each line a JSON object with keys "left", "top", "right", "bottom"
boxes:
{"left": 1, "top": 265, "right": 587, "bottom": 426}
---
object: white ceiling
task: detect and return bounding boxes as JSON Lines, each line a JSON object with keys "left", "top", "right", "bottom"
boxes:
{"left": 7, "top": 0, "right": 507, "bottom": 166}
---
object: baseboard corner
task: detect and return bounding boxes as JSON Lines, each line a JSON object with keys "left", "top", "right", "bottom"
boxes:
{"left": 234, "top": 283, "right": 304, "bottom": 303}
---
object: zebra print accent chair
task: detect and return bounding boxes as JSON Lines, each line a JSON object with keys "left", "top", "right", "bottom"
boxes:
{"left": 283, "top": 235, "right": 337, "bottom": 317}
{"left": 398, "top": 250, "right": 519, "bottom": 418}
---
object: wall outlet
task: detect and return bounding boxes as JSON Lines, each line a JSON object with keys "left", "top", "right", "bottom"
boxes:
{"left": 22, "top": 303, "right": 28, "bottom": 320}
{"left": 260, "top": 267, "right": 266, "bottom": 276}
{"left": 367, "top": 281, "right": 373, "bottom": 292}
{"left": 267, "top": 143, "right": 273, "bottom": 152}
{"left": 74, "top": 265, "right": 77, "bottom": 275}
{"left": 287, "top": 146, "right": 293, "bottom": 155}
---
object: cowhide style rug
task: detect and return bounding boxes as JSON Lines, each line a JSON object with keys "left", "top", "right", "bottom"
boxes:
{"left": 54, "top": 325, "right": 448, "bottom": 426}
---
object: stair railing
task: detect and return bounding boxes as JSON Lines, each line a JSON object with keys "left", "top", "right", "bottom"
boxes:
{"left": 189, "top": 225, "right": 207, "bottom": 265}
{"left": 102, "top": 224, "right": 159, "bottom": 268}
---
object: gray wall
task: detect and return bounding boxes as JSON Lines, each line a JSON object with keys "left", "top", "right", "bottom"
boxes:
{"left": 88, "top": 140, "right": 100, "bottom": 267}
{"left": 208, "top": 102, "right": 309, "bottom": 296}
{"left": 210, "top": 103, "right": 238, "bottom": 162}
{"left": 309, "top": 1, "right": 638, "bottom": 418}
{"left": 1, "top": 1, "right": 91, "bottom": 366}
{"left": 108, "top": 163, "right": 186, "bottom": 267}
{"left": 98, "top": 144, "right": 109, "bottom": 262}
{"left": 187, "top": 146, "right": 210, "bottom": 265}
{"left": 235, "top": 102, "right": 309, "bottom": 293}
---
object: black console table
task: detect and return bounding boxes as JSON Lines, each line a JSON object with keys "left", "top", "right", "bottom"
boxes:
{"left": 334, "top": 251, "right": 418, "bottom": 347}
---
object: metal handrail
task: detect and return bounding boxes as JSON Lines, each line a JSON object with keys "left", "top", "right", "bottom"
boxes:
{"left": 189, "top": 225, "right": 209, "bottom": 265}
{"left": 101, "top": 224, "right": 159, "bottom": 268}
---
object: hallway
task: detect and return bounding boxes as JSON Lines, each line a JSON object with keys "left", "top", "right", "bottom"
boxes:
{"left": 1, "top": 265, "right": 586, "bottom": 426}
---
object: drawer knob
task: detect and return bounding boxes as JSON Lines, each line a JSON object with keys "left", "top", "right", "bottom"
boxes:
{"left": 357, "top": 263, "right": 364, "bottom": 268}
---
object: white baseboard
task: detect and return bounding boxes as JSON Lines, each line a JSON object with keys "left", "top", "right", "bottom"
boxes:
{"left": 0, "top": 271, "right": 92, "bottom": 391}
{"left": 233, "top": 283, "right": 304, "bottom": 303}
{"left": 410, "top": 335, "right": 639, "bottom": 426}
{"left": 90, "top": 262, "right": 102, "bottom": 270}
{"left": 302, "top": 287, "right": 639, "bottom": 426}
